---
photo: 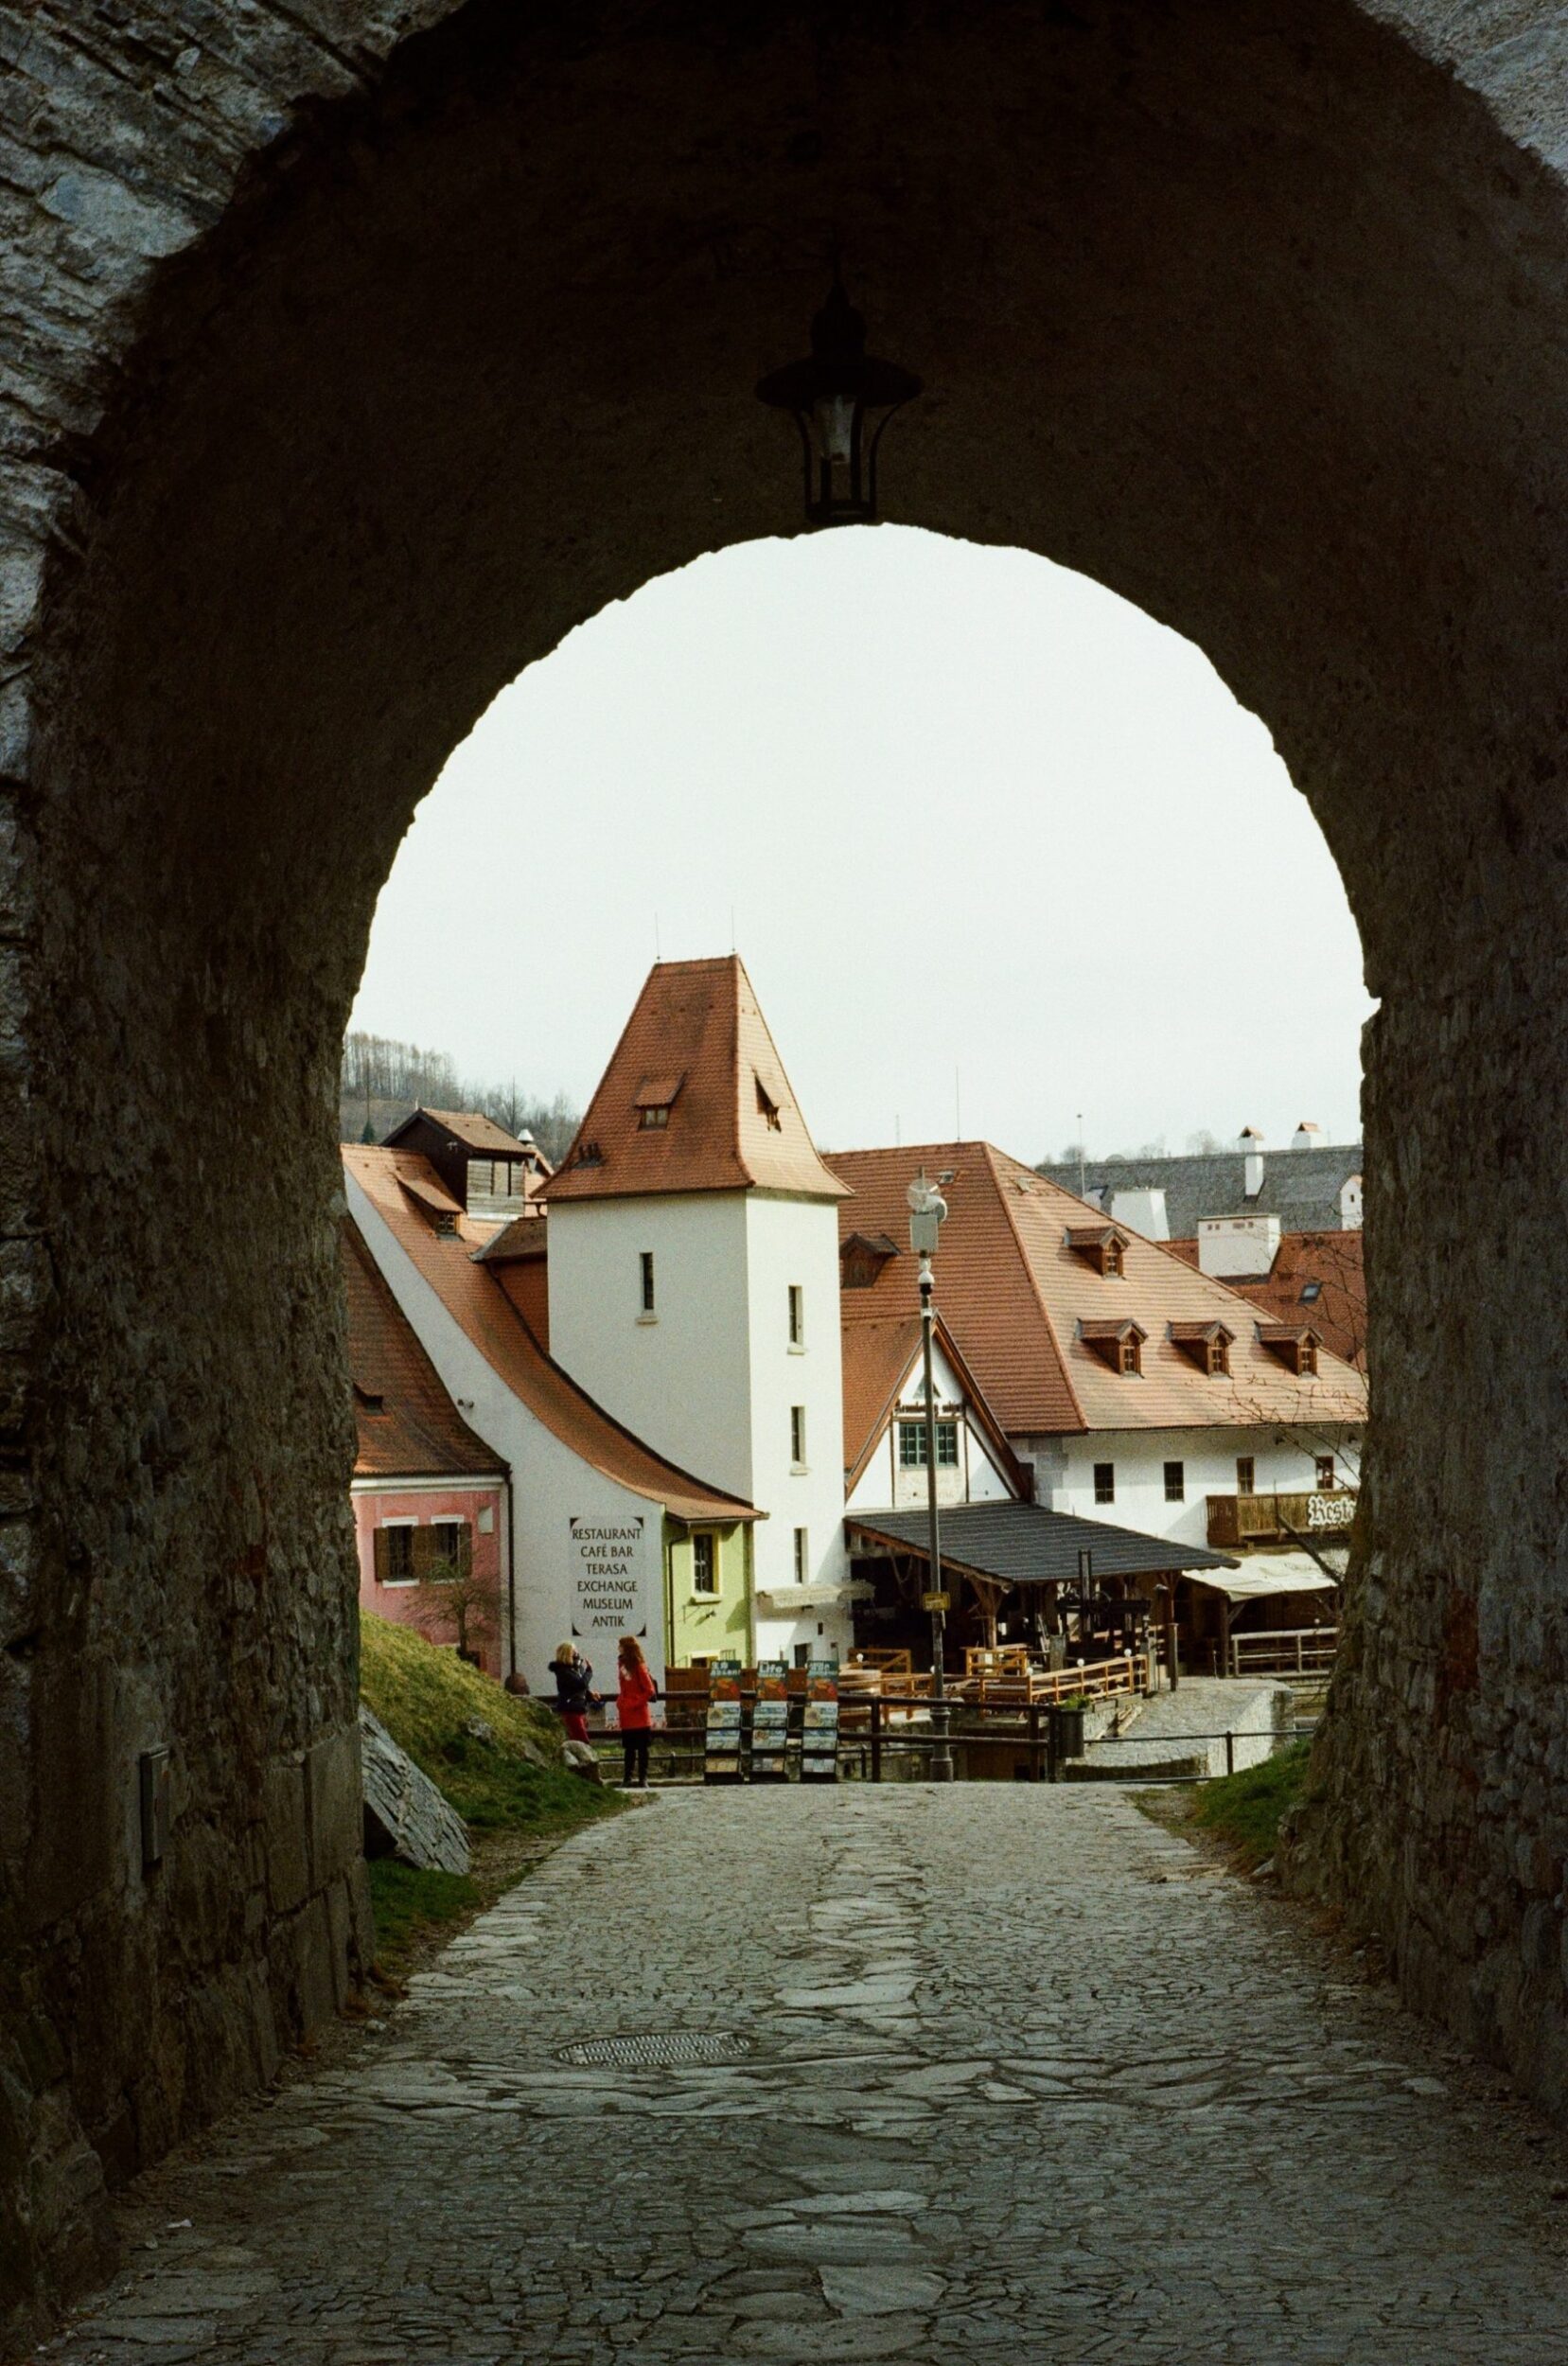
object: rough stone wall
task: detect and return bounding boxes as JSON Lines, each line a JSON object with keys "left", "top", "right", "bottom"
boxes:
{"left": 0, "top": 0, "right": 1565, "bottom": 2342}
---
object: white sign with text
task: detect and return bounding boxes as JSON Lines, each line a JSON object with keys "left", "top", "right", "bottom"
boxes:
{"left": 568, "top": 1513, "right": 658, "bottom": 1656}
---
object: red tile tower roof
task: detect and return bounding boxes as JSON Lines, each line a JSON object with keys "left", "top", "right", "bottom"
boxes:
{"left": 543, "top": 957, "right": 849, "bottom": 1203}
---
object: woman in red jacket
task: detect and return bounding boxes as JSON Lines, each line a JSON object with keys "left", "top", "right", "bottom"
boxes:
{"left": 616, "top": 1634, "right": 659, "bottom": 1790}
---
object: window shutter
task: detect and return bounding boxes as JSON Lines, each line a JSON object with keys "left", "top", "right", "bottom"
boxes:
{"left": 374, "top": 1527, "right": 393, "bottom": 1581}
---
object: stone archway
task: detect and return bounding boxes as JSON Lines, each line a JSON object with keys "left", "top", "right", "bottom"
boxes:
{"left": 3, "top": 0, "right": 1566, "bottom": 2335}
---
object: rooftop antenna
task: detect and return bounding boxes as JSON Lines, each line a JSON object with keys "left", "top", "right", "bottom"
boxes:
{"left": 1077, "top": 1113, "right": 1085, "bottom": 1203}
{"left": 954, "top": 1068, "right": 961, "bottom": 1142}
{"left": 894, "top": 1113, "right": 901, "bottom": 1147}
{"left": 654, "top": 911, "right": 662, "bottom": 962}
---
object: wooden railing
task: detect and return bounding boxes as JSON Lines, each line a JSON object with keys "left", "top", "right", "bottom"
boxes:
{"left": 1228, "top": 1626, "right": 1339, "bottom": 1677}
{"left": 1206, "top": 1489, "right": 1355, "bottom": 1548}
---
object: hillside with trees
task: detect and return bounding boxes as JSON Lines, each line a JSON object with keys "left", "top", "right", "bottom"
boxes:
{"left": 340, "top": 1032, "right": 580, "bottom": 1163}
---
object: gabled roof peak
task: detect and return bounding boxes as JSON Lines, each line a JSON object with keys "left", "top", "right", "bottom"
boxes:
{"left": 544, "top": 955, "right": 848, "bottom": 1204}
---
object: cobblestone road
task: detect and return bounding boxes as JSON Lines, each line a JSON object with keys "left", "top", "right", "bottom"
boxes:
{"left": 46, "top": 1788, "right": 1568, "bottom": 2363}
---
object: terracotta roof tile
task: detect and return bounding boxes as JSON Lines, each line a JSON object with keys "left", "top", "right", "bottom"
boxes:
{"left": 828, "top": 1142, "right": 1367, "bottom": 1439}
{"left": 1166, "top": 1229, "right": 1367, "bottom": 1370}
{"left": 344, "top": 1147, "right": 759, "bottom": 1524}
{"left": 341, "top": 1219, "right": 502, "bottom": 1480}
{"left": 544, "top": 958, "right": 849, "bottom": 1203}
{"left": 827, "top": 1143, "right": 1084, "bottom": 1435}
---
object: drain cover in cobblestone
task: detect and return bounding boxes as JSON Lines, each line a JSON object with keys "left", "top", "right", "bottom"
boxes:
{"left": 556, "top": 2031, "right": 755, "bottom": 2067}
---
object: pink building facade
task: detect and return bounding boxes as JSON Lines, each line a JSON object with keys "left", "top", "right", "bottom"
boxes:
{"left": 351, "top": 1477, "right": 508, "bottom": 1678}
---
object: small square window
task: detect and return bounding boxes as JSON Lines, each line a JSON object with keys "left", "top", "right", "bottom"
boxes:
{"left": 793, "top": 1527, "right": 808, "bottom": 1583}
{"left": 640, "top": 1104, "right": 670, "bottom": 1129}
{"left": 692, "top": 1534, "right": 717, "bottom": 1596}
{"left": 1164, "top": 1460, "right": 1185, "bottom": 1503}
{"left": 1093, "top": 1461, "right": 1115, "bottom": 1505}
{"left": 790, "top": 1405, "right": 807, "bottom": 1467}
{"left": 1300, "top": 1280, "right": 1322, "bottom": 1303}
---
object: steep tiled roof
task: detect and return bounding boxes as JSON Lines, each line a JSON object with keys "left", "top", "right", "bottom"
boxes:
{"left": 840, "top": 1311, "right": 1030, "bottom": 1499}
{"left": 386, "top": 1107, "right": 536, "bottom": 1157}
{"left": 1036, "top": 1141, "right": 1362, "bottom": 1238}
{"left": 341, "top": 1218, "right": 502, "bottom": 1481}
{"left": 475, "top": 1213, "right": 548, "bottom": 1264}
{"left": 1167, "top": 1229, "right": 1368, "bottom": 1371}
{"left": 343, "top": 1147, "right": 759, "bottom": 1525}
{"left": 827, "top": 1142, "right": 1367, "bottom": 1439}
{"left": 828, "top": 1144, "right": 1084, "bottom": 1436}
{"left": 543, "top": 958, "right": 849, "bottom": 1203}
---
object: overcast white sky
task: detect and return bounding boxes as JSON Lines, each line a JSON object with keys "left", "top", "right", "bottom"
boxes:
{"left": 350, "top": 528, "right": 1373, "bottom": 1161}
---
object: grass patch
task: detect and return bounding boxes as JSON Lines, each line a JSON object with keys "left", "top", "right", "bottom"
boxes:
{"left": 366, "top": 1860, "right": 481, "bottom": 1963}
{"left": 361, "top": 1610, "right": 617, "bottom": 1836}
{"left": 1183, "top": 1739, "right": 1312, "bottom": 1870}
{"left": 359, "top": 1612, "right": 623, "bottom": 1975}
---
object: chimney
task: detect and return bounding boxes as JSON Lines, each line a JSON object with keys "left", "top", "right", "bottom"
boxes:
{"left": 1197, "top": 1213, "right": 1280, "bottom": 1280}
{"left": 1107, "top": 1186, "right": 1170, "bottom": 1242}
{"left": 1291, "top": 1121, "right": 1321, "bottom": 1152}
{"left": 1239, "top": 1126, "right": 1265, "bottom": 1201}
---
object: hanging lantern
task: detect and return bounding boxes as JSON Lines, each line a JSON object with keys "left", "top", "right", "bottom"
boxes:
{"left": 756, "top": 268, "right": 922, "bottom": 527}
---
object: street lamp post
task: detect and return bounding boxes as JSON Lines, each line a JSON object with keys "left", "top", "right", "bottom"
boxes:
{"left": 907, "top": 1173, "right": 953, "bottom": 1782}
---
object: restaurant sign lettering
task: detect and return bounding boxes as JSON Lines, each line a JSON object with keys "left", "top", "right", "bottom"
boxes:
{"left": 569, "top": 1513, "right": 654, "bottom": 1642}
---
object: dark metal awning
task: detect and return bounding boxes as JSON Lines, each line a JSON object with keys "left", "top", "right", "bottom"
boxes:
{"left": 846, "top": 1500, "right": 1239, "bottom": 1592}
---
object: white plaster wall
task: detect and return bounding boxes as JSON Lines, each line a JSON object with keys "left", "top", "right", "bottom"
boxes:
{"left": 845, "top": 1339, "right": 1014, "bottom": 1515}
{"left": 546, "top": 1193, "right": 753, "bottom": 1498}
{"left": 745, "top": 1193, "right": 847, "bottom": 1596}
{"left": 346, "top": 1174, "right": 667, "bottom": 1687}
{"left": 1019, "top": 1421, "right": 1362, "bottom": 1551}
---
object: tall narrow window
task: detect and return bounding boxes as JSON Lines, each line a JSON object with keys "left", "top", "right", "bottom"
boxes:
{"left": 1315, "top": 1454, "right": 1336, "bottom": 1491}
{"left": 793, "top": 1527, "right": 809, "bottom": 1583}
{"left": 692, "top": 1534, "right": 717, "bottom": 1596}
{"left": 1236, "top": 1456, "right": 1255, "bottom": 1496}
{"left": 936, "top": 1422, "right": 959, "bottom": 1468}
{"left": 1164, "top": 1460, "right": 1185, "bottom": 1503}
{"left": 790, "top": 1405, "right": 807, "bottom": 1468}
{"left": 640, "top": 1251, "right": 655, "bottom": 1315}
{"left": 788, "top": 1283, "right": 804, "bottom": 1347}
{"left": 1094, "top": 1462, "right": 1115, "bottom": 1505}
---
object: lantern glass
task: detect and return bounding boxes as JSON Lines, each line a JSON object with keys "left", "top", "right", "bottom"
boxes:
{"left": 757, "top": 269, "right": 922, "bottom": 527}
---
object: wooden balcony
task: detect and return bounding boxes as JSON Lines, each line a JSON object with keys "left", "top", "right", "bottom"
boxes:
{"left": 1206, "top": 1489, "right": 1356, "bottom": 1548}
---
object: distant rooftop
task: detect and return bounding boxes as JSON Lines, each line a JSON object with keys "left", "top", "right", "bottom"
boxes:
{"left": 1036, "top": 1135, "right": 1363, "bottom": 1238}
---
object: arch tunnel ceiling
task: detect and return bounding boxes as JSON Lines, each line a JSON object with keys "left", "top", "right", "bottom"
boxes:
{"left": 44, "top": 0, "right": 1568, "bottom": 1042}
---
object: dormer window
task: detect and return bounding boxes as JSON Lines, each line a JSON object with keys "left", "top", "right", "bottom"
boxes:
{"left": 840, "top": 1231, "right": 900, "bottom": 1290}
{"left": 1172, "top": 1320, "right": 1233, "bottom": 1377}
{"left": 1082, "top": 1318, "right": 1146, "bottom": 1375}
{"left": 634, "top": 1072, "right": 684, "bottom": 1131}
{"left": 576, "top": 1139, "right": 604, "bottom": 1167}
{"left": 352, "top": 1382, "right": 386, "bottom": 1414}
{"left": 756, "top": 1077, "right": 783, "bottom": 1132}
{"left": 1066, "top": 1225, "right": 1130, "bottom": 1278}
{"left": 1259, "top": 1322, "right": 1322, "bottom": 1377}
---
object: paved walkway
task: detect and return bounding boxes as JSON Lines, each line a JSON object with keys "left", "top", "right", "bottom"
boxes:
{"left": 46, "top": 1788, "right": 1568, "bottom": 2363}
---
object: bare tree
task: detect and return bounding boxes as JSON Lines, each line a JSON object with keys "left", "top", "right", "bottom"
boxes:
{"left": 407, "top": 1560, "right": 503, "bottom": 1666}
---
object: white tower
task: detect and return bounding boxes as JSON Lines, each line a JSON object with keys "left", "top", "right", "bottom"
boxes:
{"left": 543, "top": 958, "right": 853, "bottom": 1662}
